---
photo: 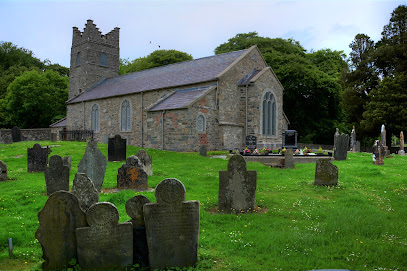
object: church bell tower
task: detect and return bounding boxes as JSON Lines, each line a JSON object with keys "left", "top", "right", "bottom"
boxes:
{"left": 69, "top": 20, "right": 120, "bottom": 99}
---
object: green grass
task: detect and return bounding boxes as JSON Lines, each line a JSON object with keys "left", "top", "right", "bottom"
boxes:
{"left": 0, "top": 141, "right": 407, "bottom": 271}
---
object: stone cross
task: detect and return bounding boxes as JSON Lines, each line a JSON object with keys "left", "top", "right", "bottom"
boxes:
{"left": 144, "top": 178, "right": 200, "bottom": 270}
{"left": 381, "top": 124, "right": 386, "bottom": 147}
{"left": 108, "top": 134, "right": 127, "bottom": 161}
{"left": 76, "top": 202, "right": 133, "bottom": 270}
{"left": 117, "top": 156, "right": 148, "bottom": 190}
{"left": 284, "top": 148, "right": 295, "bottom": 169}
{"left": 0, "top": 160, "right": 7, "bottom": 181}
{"left": 77, "top": 140, "right": 107, "bottom": 192}
{"left": 136, "top": 149, "right": 153, "bottom": 176}
{"left": 44, "top": 155, "right": 70, "bottom": 196}
{"left": 199, "top": 145, "right": 207, "bottom": 157}
{"left": 27, "top": 143, "right": 50, "bottom": 172}
{"left": 71, "top": 173, "right": 99, "bottom": 212}
{"left": 314, "top": 159, "right": 338, "bottom": 186}
{"left": 218, "top": 154, "right": 257, "bottom": 213}
{"left": 373, "top": 140, "right": 385, "bottom": 165}
{"left": 35, "top": 191, "right": 88, "bottom": 270}
{"left": 126, "top": 195, "right": 151, "bottom": 267}
{"left": 334, "top": 134, "right": 349, "bottom": 161}
{"left": 11, "top": 126, "right": 21, "bottom": 142}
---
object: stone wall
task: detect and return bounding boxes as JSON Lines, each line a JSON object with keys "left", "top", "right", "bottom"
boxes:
{"left": 0, "top": 128, "right": 52, "bottom": 142}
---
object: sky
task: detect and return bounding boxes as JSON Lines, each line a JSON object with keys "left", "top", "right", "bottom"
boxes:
{"left": 0, "top": 0, "right": 405, "bottom": 68}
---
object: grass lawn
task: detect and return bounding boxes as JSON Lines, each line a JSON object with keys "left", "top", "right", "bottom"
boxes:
{"left": 0, "top": 141, "right": 406, "bottom": 271}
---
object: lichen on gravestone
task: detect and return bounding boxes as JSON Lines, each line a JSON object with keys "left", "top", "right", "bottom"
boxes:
{"left": 77, "top": 140, "right": 106, "bottom": 192}
{"left": 136, "top": 149, "right": 153, "bottom": 176}
{"left": 314, "top": 158, "right": 338, "bottom": 186}
{"left": 71, "top": 173, "right": 99, "bottom": 212}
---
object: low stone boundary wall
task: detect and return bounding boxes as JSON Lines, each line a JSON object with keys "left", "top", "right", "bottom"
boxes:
{"left": 0, "top": 128, "right": 52, "bottom": 142}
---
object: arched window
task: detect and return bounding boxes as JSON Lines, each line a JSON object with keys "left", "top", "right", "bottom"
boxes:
{"left": 262, "top": 92, "right": 276, "bottom": 136}
{"left": 91, "top": 104, "right": 99, "bottom": 132}
{"left": 197, "top": 115, "right": 205, "bottom": 132}
{"left": 76, "top": 52, "right": 81, "bottom": 66}
{"left": 100, "top": 52, "right": 107, "bottom": 66}
{"left": 121, "top": 100, "right": 131, "bottom": 131}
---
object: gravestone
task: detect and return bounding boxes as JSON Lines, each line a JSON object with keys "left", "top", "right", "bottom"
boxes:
{"left": 3, "top": 135, "right": 12, "bottom": 144}
{"left": 35, "top": 191, "right": 88, "bottom": 270}
{"left": 400, "top": 131, "right": 404, "bottom": 151}
{"left": 284, "top": 148, "right": 295, "bottom": 169}
{"left": 27, "top": 144, "right": 50, "bottom": 172}
{"left": 76, "top": 202, "right": 133, "bottom": 271}
{"left": 62, "top": 155, "right": 72, "bottom": 171}
{"left": 245, "top": 135, "right": 257, "bottom": 151}
{"left": 334, "top": 128, "right": 340, "bottom": 149}
{"left": 354, "top": 141, "right": 361, "bottom": 152}
{"left": 314, "top": 159, "right": 338, "bottom": 186}
{"left": 333, "top": 134, "right": 349, "bottom": 161}
{"left": 44, "top": 155, "right": 70, "bottom": 196}
{"left": 77, "top": 140, "right": 107, "bottom": 192}
{"left": 71, "top": 173, "right": 99, "bottom": 212}
{"left": 381, "top": 124, "right": 386, "bottom": 146}
{"left": 50, "top": 132, "right": 57, "bottom": 142}
{"left": 282, "top": 130, "right": 298, "bottom": 149}
{"left": 108, "top": 134, "right": 127, "bottom": 161}
{"left": 0, "top": 160, "right": 7, "bottom": 181}
{"left": 199, "top": 144, "right": 207, "bottom": 157}
{"left": 218, "top": 154, "right": 257, "bottom": 213}
{"left": 350, "top": 126, "right": 356, "bottom": 151}
{"left": 126, "top": 195, "right": 151, "bottom": 267}
{"left": 372, "top": 140, "right": 385, "bottom": 165}
{"left": 144, "top": 178, "right": 200, "bottom": 270}
{"left": 11, "top": 126, "right": 21, "bottom": 142}
{"left": 117, "top": 156, "right": 148, "bottom": 190}
{"left": 136, "top": 149, "right": 153, "bottom": 176}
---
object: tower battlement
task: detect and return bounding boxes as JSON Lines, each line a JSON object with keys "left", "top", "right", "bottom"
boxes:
{"left": 72, "top": 20, "right": 119, "bottom": 47}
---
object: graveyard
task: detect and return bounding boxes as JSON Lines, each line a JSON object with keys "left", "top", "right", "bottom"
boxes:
{"left": 0, "top": 140, "right": 406, "bottom": 270}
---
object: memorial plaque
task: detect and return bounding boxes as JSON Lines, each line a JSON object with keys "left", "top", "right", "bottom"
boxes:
{"left": 334, "top": 134, "right": 349, "bottom": 161}
{"left": 108, "top": 134, "right": 127, "bottom": 162}
{"left": 218, "top": 155, "right": 257, "bottom": 214}
{"left": 0, "top": 160, "right": 7, "bottom": 181}
{"left": 11, "top": 126, "right": 21, "bottom": 142}
{"left": 284, "top": 148, "right": 295, "bottom": 169}
{"left": 144, "top": 178, "right": 200, "bottom": 270}
{"left": 282, "top": 130, "right": 298, "bottom": 148}
{"left": 27, "top": 143, "right": 50, "bottom": 172}
{"left": 44, "top": 155, "right": 70, "bottom": 195}
{"left": 117, "top": 156, "right": 148, "bottom": 190}
{"left": 136, "top": 149, "right": 153, "bottom": 176}
{"left": 245, "top": 135, "right": 257, "bottom": 151}
{"left": 76, "top": 202, "right": 133, "bottom": 271}
{"left": 314, "top": 159, "right": 338, "bottom": 186}
{"left": 71, "top": 173, "right": 99, "bottom": 212}
{"left": 35, "top": 191, "right": 88, "bottom": 270}
{"left": 77, "top": 140, "right": 107, "bottom": 192}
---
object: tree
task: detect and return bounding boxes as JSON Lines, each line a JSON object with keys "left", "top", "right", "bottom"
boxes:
{"left": 5, "top": 70, "right": 68, "bottom": 128}
{"left": 120, "top": 49, "right": 193, "bottom": 75}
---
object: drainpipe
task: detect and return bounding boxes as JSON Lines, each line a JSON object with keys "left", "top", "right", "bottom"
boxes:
{"left": 141, "top": 92, "right": 144, "bottom": 148}
{"left": 161, "top": 110, "right": 165, "bottom": 150}
{"left": 245, "top": 84, "right": 248, "bottom": 136}
{"left": 82, "top": 101, "right": 85, "bottom": 130}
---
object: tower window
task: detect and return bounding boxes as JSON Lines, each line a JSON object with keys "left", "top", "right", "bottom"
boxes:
{"left": 76, "top": 52, "right": 81, "bottom": 66}
{"left": 100, "top": 53, "right": 107, "bottom": 66}
{"left": 262, "top": 92, "right": 276, "bottom": 136}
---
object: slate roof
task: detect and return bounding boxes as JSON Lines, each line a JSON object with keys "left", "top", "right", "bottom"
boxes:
{"left": 67, "top": 48, "right": 250, "bottom": 104}
{"left": 49, "top": 117, "right": 67, "bottom": 128}
{"left": 149, "top": 85, "right": 216, "bottom": 111}
{"left": 238, "top": 69, "right": 262, "bottom": 86}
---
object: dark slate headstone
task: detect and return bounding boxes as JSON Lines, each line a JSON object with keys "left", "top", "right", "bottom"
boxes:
{"left": 144, "top": 178, "right": 200, "bottom": 270}
{"left": 334, "top": 134, "right": 349, "bottom": 161}
{"left": 372, "top": 140, "right": 385, "bottom": 165}
{"left": 284, "top": 148, "right": 295, "bottom": 169}
{"left": 27, "top": 143, "right": 50, "bottom": 172}
{"left": 282, "top": 130, "right": 298, "bottom": 148}
{"left": 0, "top": 160, "right": 7, "bottom": 181}
{"left": 3, "top": 135, "right": 12, "bottom": 144}
{"left": 71, "top": 173, "right": 99, "bottom": 212}
{"left": 35, "top": 191, "right": 88, "bottom": 270}
{"left": 218, "top": 154, "right": 257, "bottom": 214}
{"left": 44, "top": 155, "right": 70, "bottom": 196}
{"left": 62, "top": 155, "right": 72, "bottom": 171}
{"left": 126, "top": 195, "right": 151, "bottom": 267}
{"left": 50, "top": 132, "right": 57, "bottom": 142}
{"left": 108, "top": 134, "right": 127, "bottom": 162}
{"left": 354, "top": 141, "right": 361, "bottom": 152}
{"left": 136, "top": 149, "right": 153, "bottom": 176}
{"left": 77, "top": 140, "right": 107, "bottom": 192}
{"left": 76, "top": 202, "right": 133, "bottom": 271}
{"left": 117, "top": 156, "right": 148, "bottom": 190}
{"left": 199, "top": 144, "right": 207, "bottom": 157}
{"left": 11, "top": 126, "right": 21, "bottom": 142}
{"left": 314, "top": 159, "right": 338, "bottom": 186}
{"left": 245, "top": 135, "right": 257, "bottom": 151}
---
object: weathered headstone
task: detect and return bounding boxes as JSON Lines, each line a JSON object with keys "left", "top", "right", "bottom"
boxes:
{"left": 35, "top": 191, "right": 88, "bottom": 270}
{"left": 136, "top": 149, "right": 153, "bottom": 176}
{"left": 400, "top": 131, "right": 404, "bottom": 152}
{"left": 11, "top": 126, "right": 21, "bottom": 142}
{"left": 245, "top": 135, "right": 257, "bottom": 151}
{"left": 27, "top": 143, "right": 50, "bottom": 172}
{"left": 0, "top": 160, "right": 7, "bottom": 181}
{"left": 350, "top": 126, "right": 356, "bottom": 152}
{"left": 3, "top": 135, "right": 12, "bottom": 144}
{"left": 381, "top": 124, "right": 386, "bottom": 147}
{"left": 126, "top": 195, "right": 151, "bottom": 267}
{"left": 71, "top": 173, "right": 99, "bottom": 212}
{"left": 50, "top": 132, "right": 57, "bottom": 142}
{"left": 62, "top": 155, "right": 72, "bottom": 171}
{"left": 117, "top": 156, "right": 148, "bottom": 190}
{"left": 76, "top": 202, "right": 133, "bottom": 271}
{"left": 334, "top": 128, "right": 340, "bottom": 149}
{"left": 282, "top": 130, "right": 298, "bottom": 149}
{"left": 44, "top": 155, "right": 70, "bottom": 196}
{"left": 199, "top": 144, "right": 207, "bottom": 157}
{"left": 218, "top": 154, "right": 257, "bottom": 213}
{"left": 354, "top": 140, "right": 361, "bottom": 152}
{"left": 314, "top": 159, "right": 338, "bottom": 186}
{"left": 372, "top": 140, "right": 385, "bottom": 165}
{"left": 77, "top": 140, "right": 107, "bottom": 192}
{"left": 108, "top": 134, "right": 127, "bottom": 161}
{"left": 144, "top": 178, "right": 200, "bottom": 270}
{"left": 284, "top": 148, "right": 294, "bottom": 169}
{"left": 334, "top": 134, "right": 349, "bottom": 161}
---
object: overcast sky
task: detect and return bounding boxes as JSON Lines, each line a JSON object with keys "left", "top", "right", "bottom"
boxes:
{"left": 1, "top": 0, "right": 405, "bottom": 67}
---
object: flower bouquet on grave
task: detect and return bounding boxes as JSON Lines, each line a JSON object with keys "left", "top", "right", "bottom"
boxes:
{"left": 281, "top": 147, "right": 287, "bottom": 155}
{"left": 260, "top": 147, "right": 269, "bottom": 155}
{"left": 244, "top": 147, "right": 251, "bottom": 155}
{"left": 253, "top": 148, "right": 260, "bottom": 155}
{"left": 294, "top": 149, "right": 301, "bottom": 155}
{"left": 303, "top": 146, "right": 312, "bottom": 155}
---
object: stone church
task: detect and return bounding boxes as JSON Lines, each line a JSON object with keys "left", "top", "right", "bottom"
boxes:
{"left": 65, "top": 20, "right": 289, "bottom": 152}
